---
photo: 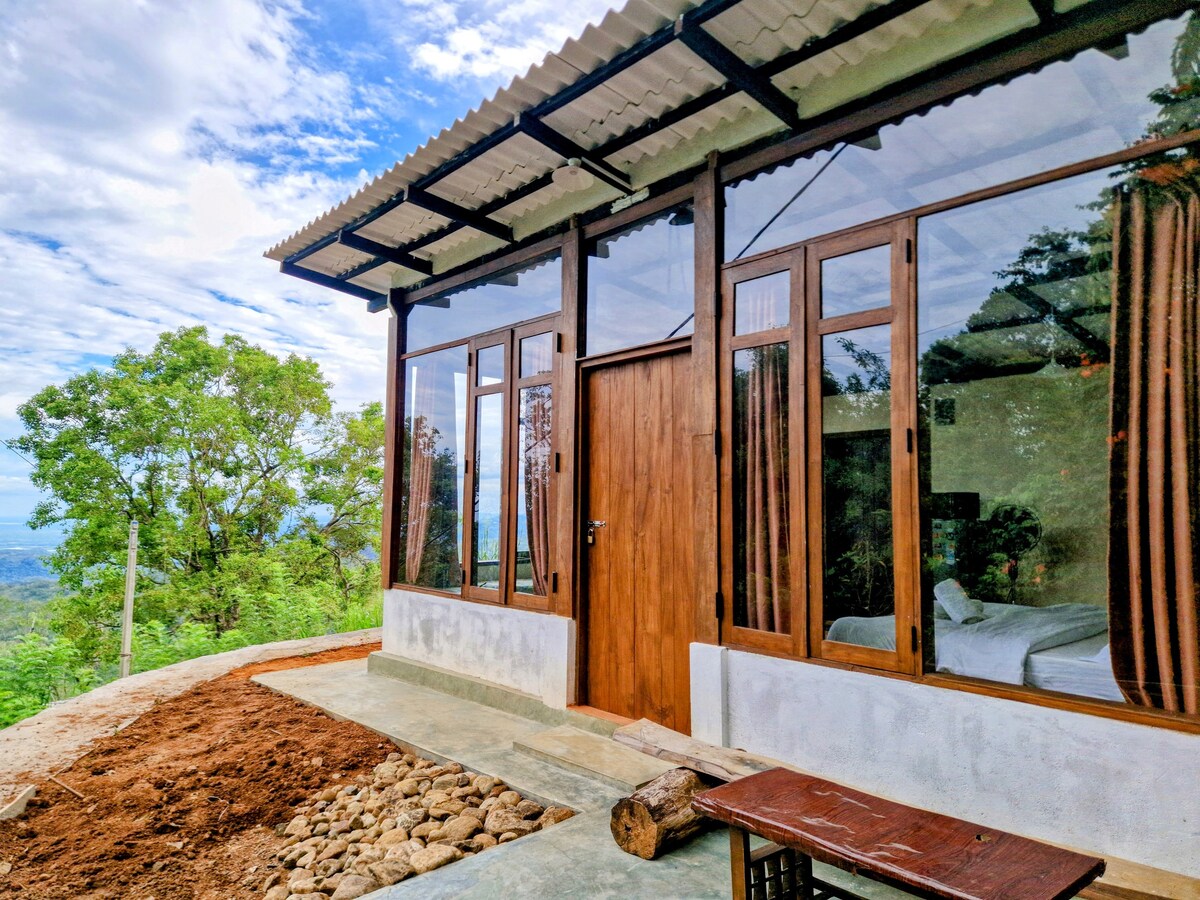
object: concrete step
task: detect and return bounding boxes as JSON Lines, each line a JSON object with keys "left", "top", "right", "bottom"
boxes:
{"left": 513, "top": 725, "right": 675, "bottom": 794}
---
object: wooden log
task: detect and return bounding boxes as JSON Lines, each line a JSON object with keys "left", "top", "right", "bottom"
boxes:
{"left": 612, "top": 718, "right": 797, "bottom": 783}
{"left": 609, "top": 767, "right": 716, "bottom": 859}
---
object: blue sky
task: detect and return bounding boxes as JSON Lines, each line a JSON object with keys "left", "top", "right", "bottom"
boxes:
{"left": 0, "top": 0, "right": 615, "bottom": 524}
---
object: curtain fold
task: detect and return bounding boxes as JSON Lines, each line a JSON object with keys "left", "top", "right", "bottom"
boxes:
{"left": 744, "top": 343, "right": 791, "bottom": 633}
{"left": 403, "top": 363, "right": 436, "bottom": 582}
{"left": 523, "top": 387, "right": 553, "bottom": 596}
{"left": 1108, "top": 177, "right": 1200, "bottom": 715}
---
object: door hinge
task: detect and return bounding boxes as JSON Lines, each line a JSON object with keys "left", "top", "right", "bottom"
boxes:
{"left": 554, "top": 452, "right": 561, "bottom": 473}
{"left": 714, "top": 431, "right": 721, "bottom": 457}
{"left": 905, "top": 238, "right": 913, "bottom": 264}
{"left": 468, "top": 350, "right": 474, "bottom": 366}
{"left": 911, "top": 625, "right": 919, "bottom": 653}
{"left": 715, "top": 590, "right": 724, "bottom": 619}
{"left": 462, "top": 568, "right": 468, "bottom": 585}
{"left": 551, "top": 571, "right": 558, "bottom": 593}
{"left": 555, "top": 332, "right": 562, "bottom": 352}
{"left": 906, "top": 427, "right": 913, "bottom": 454}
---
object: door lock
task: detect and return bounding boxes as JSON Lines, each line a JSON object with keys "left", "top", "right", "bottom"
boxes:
{"left": 586, "top": 520, "right": 606, "bottom": 544}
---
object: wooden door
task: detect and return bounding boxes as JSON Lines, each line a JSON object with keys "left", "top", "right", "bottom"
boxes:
{"left": 583, "top": 349, "right": 696, "bottom": 733}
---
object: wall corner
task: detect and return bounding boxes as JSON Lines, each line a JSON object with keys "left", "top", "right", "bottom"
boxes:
{"left": 690, "top": 642, "right": 729, "bottom": 745}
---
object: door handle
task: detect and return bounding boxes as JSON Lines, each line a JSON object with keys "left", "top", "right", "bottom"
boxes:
{"left": 586, "top": 520, "right": 606, "bottom": 544}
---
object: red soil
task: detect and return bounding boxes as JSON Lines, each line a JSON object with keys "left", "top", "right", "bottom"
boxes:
{"left": 0, "top": 642, "right": 388, "bottom": 899}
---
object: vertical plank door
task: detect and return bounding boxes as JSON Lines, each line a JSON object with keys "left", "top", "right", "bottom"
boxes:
{"left": 583, "top": 349, "right": 696, "bottom": 733}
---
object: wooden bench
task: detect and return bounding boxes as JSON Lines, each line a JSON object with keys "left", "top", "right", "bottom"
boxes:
{"left": 692, "top": 768, "right": 1106, "bottom": 900}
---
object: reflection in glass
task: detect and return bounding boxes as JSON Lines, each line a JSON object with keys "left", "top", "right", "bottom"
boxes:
{"left": 734, "top": 271, "right": 789, "bottom": 336}
{"left": 515, "top": 387, "right": 553, "bottom": 595}
{"left": 477, "top": 344, "right": 504, "bottom": 386}
{"left": 399, "top": 347, "right": 468, "bottom": 592}
{"left": 732, "top": 343, "right": 790, "bottom": 633}
{"left": 821, "top": 246, "right": 890, "bottom": 318}
{"left": 821, "top": 325, "right": 894, "bottom": 642}
{"left": 724, "top": 15, "right": 1196, "bottom": 260}
{"left": 472, "top": 393, "right": 504, "bottom": 589}
{"left": 586, "top": 205, "right": 694, "bottom": 355}
{"left": 520, "top": 332, "right": 554, "bottom": 378}
{"left": 917, "top": 167, "right": 1122, "bottom": 700}
{"left": 407, "top": 255, "right": 561, "bottom": 353}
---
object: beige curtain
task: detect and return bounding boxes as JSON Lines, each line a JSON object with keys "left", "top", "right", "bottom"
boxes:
{"left": 744, "top": 343, "right": 791, "bottom": 633}
{"left": 1108, "top": 176, "right": 1200, "bottom": 715}
{"left": 403, "top": 364, "right": 437, "bottom": 582}
{"left": 522, "top": 387, "right": 553, "bottom": 596}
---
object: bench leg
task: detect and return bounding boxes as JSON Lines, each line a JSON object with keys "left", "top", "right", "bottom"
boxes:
{"left": 729, "top": 826, "right": 752, "bottom": 900}
{"left": 797, "top": 852, "right": 815, "bottom": 900}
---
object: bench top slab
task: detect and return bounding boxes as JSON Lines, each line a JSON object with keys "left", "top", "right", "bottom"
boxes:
{"left": 692, "top": 768, "right": 1105, "bottom": 900}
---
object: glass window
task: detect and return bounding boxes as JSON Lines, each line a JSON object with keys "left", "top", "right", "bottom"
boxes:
{"left": 471, "top": 393, "right": 505, "bottom": 590}
{"left": 515, "top": 386, "right": 553, "bottom": 596}
{"left": 820, "top": 325, "right": 894, "bottom": 642}
{"left": 477, "top": 344, "right": 504, "bottom": 386}
{"left": 821, "top": 246, "right": 890, "bottom": 318}
{"left": 586, "top": 204, "right": 695, "bottom": 355}
{"left": 520, "top": 332, "right": 554, "bottom": 378}
{"left": 918, "top": 165, "right": 1128, "bottom": 702}
{"left": 407, "top": 254, "right": 561, "bottom": 353}
{"left": 732, "top": 343, "right": 791, "bottom": 633}
{"left": 398, "top": 346, "right": 467, "bottom": 592}
{"left": 734, "top": 271, "right": 789, "bottom": 336}
{"left": 725, "top": 14, "right": 1199, "bottom": 261}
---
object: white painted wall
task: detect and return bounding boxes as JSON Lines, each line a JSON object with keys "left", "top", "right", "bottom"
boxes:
{"left": 691, "top": 643, "right": 1200, "bottom": 877}
{"left": 382, "top": 589, "right": 575, "bottom": 708}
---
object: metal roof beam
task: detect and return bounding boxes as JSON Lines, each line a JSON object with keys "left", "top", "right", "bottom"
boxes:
{"left": 336, "top": 230, "right": 433, "bottom": 275}
{"left": 675, "top": 17, "right": 802, "bottom": 131}
{"left": 280, "top": 262, "right": 387, "bottom": 310}
{"left": 518, "top": 114, "right": 632, "bottom": 193}
{"left": 404, "top": 188, "right": 514, "bottom": 243}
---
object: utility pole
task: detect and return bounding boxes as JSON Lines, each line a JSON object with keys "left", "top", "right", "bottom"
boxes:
{"left": 119, "top": 521, "right": 138, "bottom": 678}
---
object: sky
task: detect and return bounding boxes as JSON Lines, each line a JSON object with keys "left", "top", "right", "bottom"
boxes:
{"left": 0, "top": 0, "right": 616, "bottom": 525}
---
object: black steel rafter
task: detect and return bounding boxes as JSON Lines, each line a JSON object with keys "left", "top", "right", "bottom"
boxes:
{"left": 404, "top": 188, "right": 514, "bottom": 243}
{"left": 337, "top": 230, "right": 433, "bottom": 275}
{"left": 518, "top": 114, "right": 632, "bottom": 193}
{"left": 674, "top": 17, "right": 802, "bottom": 131}
{"left": 280, "top": 262, "right": 387, "bottom": 309}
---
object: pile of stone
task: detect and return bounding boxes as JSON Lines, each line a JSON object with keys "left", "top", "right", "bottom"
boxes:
{"left": 262, "top": 751, "right": 574, "bottom": 899}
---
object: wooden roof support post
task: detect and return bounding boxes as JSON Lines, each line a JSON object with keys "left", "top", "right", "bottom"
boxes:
{"left": 554, "top": 225, "right": 583, "bottom": 621}
{"left": 380, "top": 290, "right": 406, "bottom": 589}
{"left": 693, "top": 151, "right": 722, "bottom": 647}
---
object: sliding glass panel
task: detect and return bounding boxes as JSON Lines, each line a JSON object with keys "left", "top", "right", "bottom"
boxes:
{"left": 520, "top": 332, "right": 554, "bottom": 378}
{"left": 821, "top": 246, "right": 891, "bottom": 318}
{"left": 732, "top": 343, "right": 791, "bottom": 633}
{"left": 917, "top": 166, "right": 1131, "bottom": 702}
{"left": 476, "top": 344, "right": 505, "bottom": 386}
{"left": 471, "top": 393, "right": 504, "bottom": 590}
{"left": 407, "top": 254, "right": 561, "bottom": 353}
{"left": 515, "top": 386, "right": 553, "bottom": 596}
{"left": 725, "top": 14, "right": 1198, "bottom": 261}
{"left": 734, "top": 271, "right": 789, "bottom": 336}
{"left": 821, "top": 325, "right": 895, "bottom": 643}
{"left": 398, "top": 346, "right": 468, "bottom": 591}
{"left": 586, "top": 204, "right": 695, "bottom": 355}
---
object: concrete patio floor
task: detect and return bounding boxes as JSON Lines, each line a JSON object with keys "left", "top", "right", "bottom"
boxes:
{"left": 254, "top": 658, "right": 912, "bottom": 900}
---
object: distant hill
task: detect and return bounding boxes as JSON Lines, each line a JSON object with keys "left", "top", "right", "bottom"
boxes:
{"left": 0, "top": 578, "right": 58, "bottom": 639}
{"left": 0, "top": 548, "right": 52, "bottom": 583}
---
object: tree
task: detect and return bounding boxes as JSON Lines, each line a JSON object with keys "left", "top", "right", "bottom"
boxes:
{"left": 14, "top": 327, "right": 383, "bottom": 663}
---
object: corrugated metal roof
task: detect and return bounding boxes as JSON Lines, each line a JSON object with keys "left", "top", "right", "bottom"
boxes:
{"left": 265, "top": 0, "right": 1052, "bottom": 293}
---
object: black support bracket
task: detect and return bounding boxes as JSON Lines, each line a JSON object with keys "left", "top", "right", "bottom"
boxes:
{"left": 337, "top": 230, "right": 433, "bottom": 276}
{"left": 404, "top": 188, "right": 514, "bottom": 243}
{"left": 280, "top": 262, "right": 388, "bottom": 312}
{"left": 518, "top": 113, "right": 633, "bottom": 194}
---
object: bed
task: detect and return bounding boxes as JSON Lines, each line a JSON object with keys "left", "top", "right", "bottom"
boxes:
{"left": 826, "top": 601, "right": 1125, "bottom": 702}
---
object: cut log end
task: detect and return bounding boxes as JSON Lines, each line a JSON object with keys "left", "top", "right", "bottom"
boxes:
{"left": 609, "top": 767, "right": 717, "bottom": 860}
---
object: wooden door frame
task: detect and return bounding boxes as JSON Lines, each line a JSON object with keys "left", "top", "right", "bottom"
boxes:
{"left": 575, "top": 336, "right": 693, "bottom": 711}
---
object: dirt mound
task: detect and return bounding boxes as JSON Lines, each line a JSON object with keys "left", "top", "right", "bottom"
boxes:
{"left": 0, "top": 643, "right": 386, "bottom": 899}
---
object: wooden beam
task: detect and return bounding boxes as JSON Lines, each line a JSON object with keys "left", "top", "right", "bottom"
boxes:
{"left": 675, "top": 18, "right": 801, "bottom": 131}
{"left": 404, "top": 187, "right": 514, "bottom": 243}
{"left": 337, "top": 230, "right": 433, "bottom": 276}
{"left": 518, "top": 113, "right": 633, "bottom": 194}
{"left": 279, "top": 261, "right": 387, "bottom": 308}
{"left": 380, "top": 303, "right": 404, "bottom": 588}
{"left": 612, "top": 719, "right": 801, "bottom": 783}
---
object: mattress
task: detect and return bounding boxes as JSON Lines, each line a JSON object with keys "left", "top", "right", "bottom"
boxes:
{"left": 1025, "top": 633, "right": 1125, "bottom": 703}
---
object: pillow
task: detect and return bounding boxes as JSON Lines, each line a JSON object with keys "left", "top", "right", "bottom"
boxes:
{"left": 933, "top": 579, "right": 986, "bottom": 624}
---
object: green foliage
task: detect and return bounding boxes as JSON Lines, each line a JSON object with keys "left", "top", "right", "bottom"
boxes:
{"left": 1, "top": 327, "right": 384, "bottom": 727}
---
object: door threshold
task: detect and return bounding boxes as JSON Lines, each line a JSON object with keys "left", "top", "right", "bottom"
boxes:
{"left": 567, "top": 704, "right": 636, "bottom": 727}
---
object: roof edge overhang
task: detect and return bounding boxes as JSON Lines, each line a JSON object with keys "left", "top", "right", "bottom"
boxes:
{"left": 267, "top": 0, "right": 1199, "bottom": 313}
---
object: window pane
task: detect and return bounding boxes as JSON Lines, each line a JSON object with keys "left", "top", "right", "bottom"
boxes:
{"left": 515, "top": 386, "right": 552, "bottom": 596}
{"left": 407, "top": 254, "right": 561, "bottom": 353}
{"left": 586, "top": 204, "right": 694, "bottom": 355}
{"left": 398, "top": 346, "right": 467, "bottom": 592}
{"left": 520, "top": 332, "right": 554, "bottom": 378}
{"left": 821, "top": 246, "right": 890, "bottom": 318}
{"left": 476, "top": 344, "right": 504, "bottom": 386}
{"left": 732, "top": 343, "right": 790, "bottom": 633}
{"left": 734, "top": 271, "right": 789, "bottom": 336}
{"left": 724, "top": 15, "right": 1197, "bottom": 260}
{"left": 821, "top": 325, "right": 894, "bottom": 643}
{"left": 917, "top": 166, "right": 1122, "bottom": 700}
{"left": 472, "top": 393, "right": 504, "bottom": 590}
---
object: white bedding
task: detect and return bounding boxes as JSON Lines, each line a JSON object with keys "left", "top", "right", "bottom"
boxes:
{"left": 1025, "top": 633, "right": 1125, "bottom": 702}
{"left": 826, "top": 602, "right": 1110, "bottom": 686}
